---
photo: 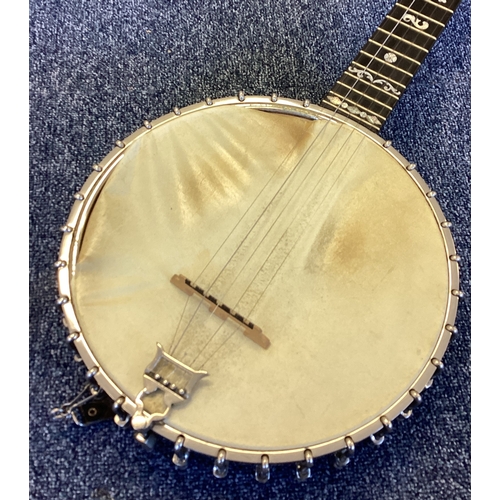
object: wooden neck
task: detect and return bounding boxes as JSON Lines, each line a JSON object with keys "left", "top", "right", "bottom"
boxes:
{"left": 321, "top": 0, "right": 462, "bottom": 131}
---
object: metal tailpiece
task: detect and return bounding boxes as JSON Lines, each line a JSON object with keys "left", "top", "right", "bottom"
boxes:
{"left": 131, "top": 343, "right": 208, "bottom": 431}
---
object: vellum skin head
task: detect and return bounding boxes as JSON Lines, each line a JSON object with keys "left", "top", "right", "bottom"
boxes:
{"left": 69, "top": 100, "right": 452, "bottom": 457}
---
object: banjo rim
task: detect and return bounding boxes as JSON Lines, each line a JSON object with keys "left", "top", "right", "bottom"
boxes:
{"left": 56, "top": 95, "right": 460, "bottom": 464}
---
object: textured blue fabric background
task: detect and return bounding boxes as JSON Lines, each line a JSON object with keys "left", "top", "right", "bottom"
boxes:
{"left": 29, "top": 0, "right": 470, "bottom": 498}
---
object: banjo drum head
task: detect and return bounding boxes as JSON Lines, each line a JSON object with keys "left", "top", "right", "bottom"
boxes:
{"left": 57, "top": 96, "right": 459, "bottom": 463}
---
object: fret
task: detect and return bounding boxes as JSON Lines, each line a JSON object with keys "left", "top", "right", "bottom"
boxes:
{"left": 321, "top": 0, "right": 463, "bottom": 131}
{"left": 386, "top": 15, "right": 437, "bottom": 40}
{"left": 350, "top": 61, "right": 407, "bottom": 90}
{"left": 424, "top": 0, "right": 453, "bottom": 13}
{"left": 322, "top": 108, "right": 382, "bottom": 132}
{"left": 343, "top": 66, "right": 405, "bottom": 111}
{"left": 437, "top": 0, "right": 463, "bottom": 11}
{"left": 325, "top": 92, "right": 389, "bottom": 121}
{"left": 361, "top": 41, "right": 420, "bottom": 75}
{"left": 397, "top": 0, "right": 454, "bottom": 24}
{"left": 367, "top": 39, "right": 421, "bottom": 66}
{"left": 336, "top": 73, "right": 399, "bottom": 106}
{"left": 378, "top": 20, "right": 435, "bottom": 50}
{"left": 320, "top": 96, "right": 386, "bottom": 132}
{"left": 395, "top": 5, "right": 445, "bottom": 27}
{"left": 357, "top": 51, "right": 414, "bottom": 80}
{"left": 372, "top": 29, "right": 427, "bottom": 60}
{"left": 390, "top": 4, "right": 448, "bottom": 40}
{"left": 335, "top": 81, "right": 393, "bottom": 110}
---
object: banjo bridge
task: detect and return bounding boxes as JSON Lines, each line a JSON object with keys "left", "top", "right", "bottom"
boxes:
{"left": 171, "top": 274, "right": 270, "bottom": 349}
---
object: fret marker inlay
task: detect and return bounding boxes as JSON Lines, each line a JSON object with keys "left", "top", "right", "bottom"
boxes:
{"left": 325, "top": 95, "right": 382, "bottom": 126}
{"left": 384, "top": 52, "right": 398, "bottom": 63}
{"left": 402, "top": 14, "right": 430, "bottom": 30}
{"left": 321, "top": 0, "right": 461, "bottom": 131}
{"left": 347, "top": 66, "right": 402, "bottom": 96}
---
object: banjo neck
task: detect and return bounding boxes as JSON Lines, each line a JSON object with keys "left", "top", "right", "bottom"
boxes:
{"left": 321, "top": 0, "right": 462, "bottom": 131}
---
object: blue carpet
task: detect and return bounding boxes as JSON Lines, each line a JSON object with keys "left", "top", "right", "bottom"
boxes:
{"left": 30, "top": 1, "right": 470, "bottom": 498}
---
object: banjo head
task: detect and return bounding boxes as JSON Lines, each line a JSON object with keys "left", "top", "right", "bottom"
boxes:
{"left": 57, "top": 96, "right": 459, "bottom": 464}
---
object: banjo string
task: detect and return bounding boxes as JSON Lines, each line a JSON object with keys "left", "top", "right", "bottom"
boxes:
{"left": 169, "top": 115, "right": 336, "bottom": 356}
{"left": 197, "top": 0, "right": 426, "bottom": 311}
{"left": 189, "top": 126, "right": 356, "bottom": 366}
{"left": 197, "top": 135, "right": 366, "bottom": 370}
{"left": 211, "top": 126, "right": 353, "bottom": 310}
{"left": 242, "top": 137, "right": 366, "bottom": 324}
{"left": 330, "top": 0, "right": 420, "bottom": 125}
{"left": 193, "top": 119, "right": 321, "bottom": 284}
{"left": 167, "top": 116, "right": 321, "bottom": 353}
{"left": 171, "top": 0, "right": 428, "bottom": 361}
{"left": 197, "top": 0, "right": 443, "bottom": 366}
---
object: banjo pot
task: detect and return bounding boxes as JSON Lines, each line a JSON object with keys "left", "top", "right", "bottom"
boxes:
{"left": 54, "top": 0, "right": 464, "bottom": 481}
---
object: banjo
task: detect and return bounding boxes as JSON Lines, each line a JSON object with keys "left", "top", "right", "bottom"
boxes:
{"left": 54, "top": 0, "right": 464, "bottom": 482}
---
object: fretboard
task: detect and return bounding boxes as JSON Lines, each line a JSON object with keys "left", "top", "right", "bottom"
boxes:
{"left": 321, "top": 0, "right": 462, "bottom": 131}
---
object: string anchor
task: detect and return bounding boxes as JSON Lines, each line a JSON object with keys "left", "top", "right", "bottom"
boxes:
{"left": 131, "top": 343, "right": 208, "bottom": 430}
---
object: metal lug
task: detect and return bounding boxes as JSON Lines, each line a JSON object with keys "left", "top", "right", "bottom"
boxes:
{"left": 213, "top": 449, "right": 228, "bottom": 479}
{"left": 112, "top": 397, "right": 130, "bottom": 427}
{"left": 255, "top": 455, "right": 270, "bottom": 483}
{"left": 172, "top": 435, "right": 190, "bottom": 469}
{"left": 295, "top": 449, "right": 313, "bottom": 481}
{"left": 333, "top": 437, "right": 355, "bottom": 469}
{"left": 369, "top": 416, "right": 392, "bottom": 446}
{"left": 134, "top": 431, "right": 157, "bottom": 451}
